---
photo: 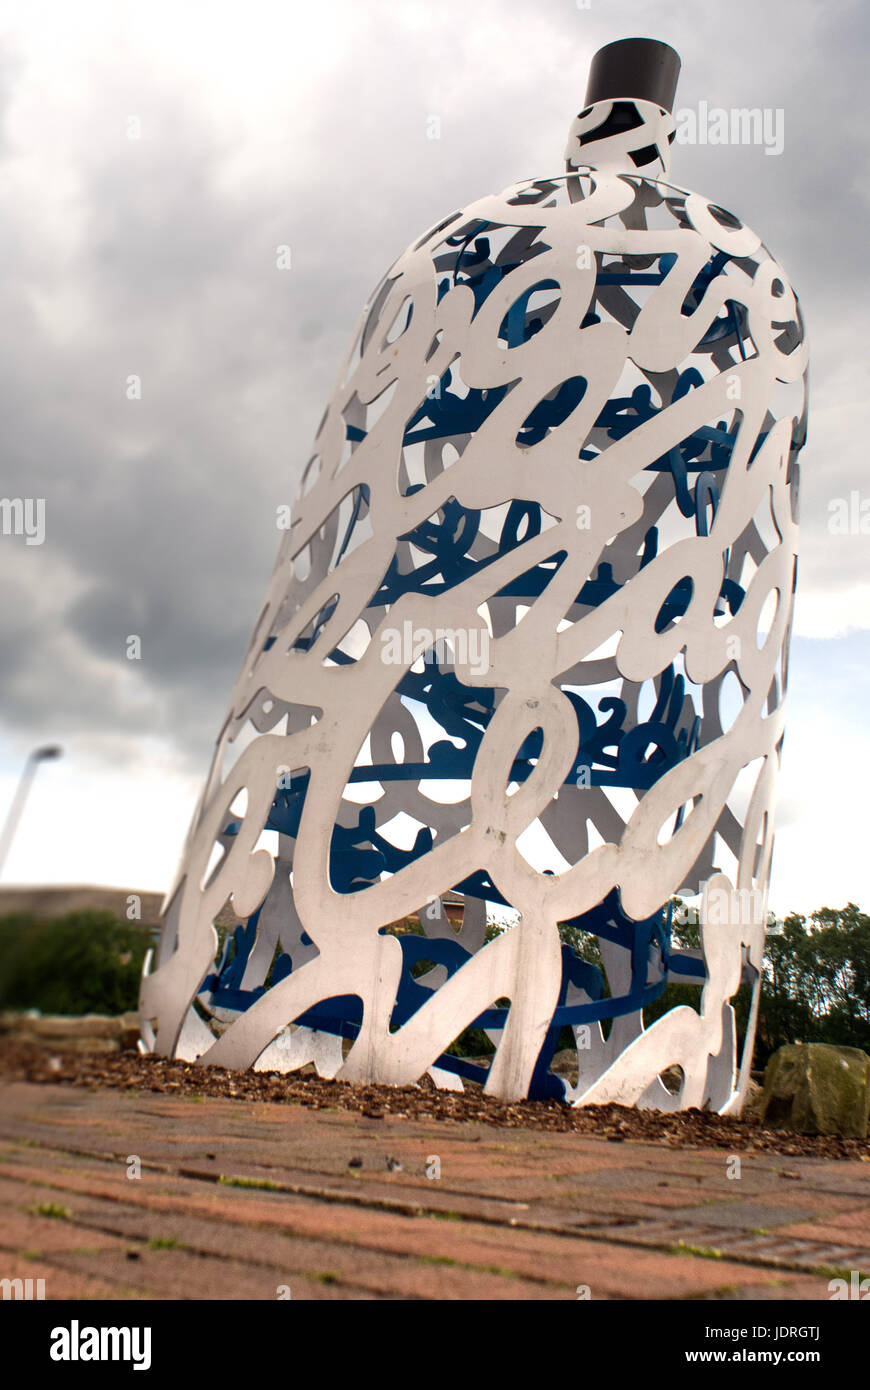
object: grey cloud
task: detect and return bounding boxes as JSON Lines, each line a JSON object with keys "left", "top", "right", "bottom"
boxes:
{"left": 0, "top": 0, "right": 867, "bottom": 773}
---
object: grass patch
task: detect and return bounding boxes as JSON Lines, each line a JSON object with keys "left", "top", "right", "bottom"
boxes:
{"left": 218, "top": 1175, "right": 283, "bottom": 1192}
{"left": 29, "top": 1201, "right": 72, "bottom": 1220}
{"left": 670, "top": 1240, "right": 724, "bottom": 1260}
{"left": 147, "top": 1236, "right": 186, "bottom": 1251}
{"left": 813, "top": 1262, "right": 870, "bottom": 1281}
{"left": 313, "top": 1271, "right": 339, "bottom": 1284}
{"left": 421, "top": 1253, "right": 523, "bottom": 1280}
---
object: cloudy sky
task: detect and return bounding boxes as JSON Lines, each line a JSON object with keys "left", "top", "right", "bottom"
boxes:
{"left": 0, "top": 0, "right": 867, "bottom": 917}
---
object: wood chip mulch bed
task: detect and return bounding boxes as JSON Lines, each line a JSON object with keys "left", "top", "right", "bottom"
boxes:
{"left": 1, "top": 1040, "right": 867, "bottom": 1161}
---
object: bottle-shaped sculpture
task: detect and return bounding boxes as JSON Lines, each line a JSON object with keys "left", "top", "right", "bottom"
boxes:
{"left": 141, "top": 38, "right": 808, "bottom": 1113}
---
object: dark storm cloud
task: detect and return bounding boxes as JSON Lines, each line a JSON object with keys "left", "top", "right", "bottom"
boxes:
{"left": 0, "top": 0, "right": 867, "bottom": 771}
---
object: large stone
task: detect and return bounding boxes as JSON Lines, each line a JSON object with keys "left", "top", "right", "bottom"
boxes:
{"left": 760, "top": 1043, "right": 870, "bottom": 1138}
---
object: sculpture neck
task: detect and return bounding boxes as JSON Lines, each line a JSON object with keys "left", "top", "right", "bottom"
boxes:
{"left": 565, "top": 97, "right": 675, "bottom": 178}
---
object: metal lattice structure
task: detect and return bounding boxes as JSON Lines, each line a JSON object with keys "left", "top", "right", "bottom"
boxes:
{"left": 141, "top": 43, "right": 807, "bottom": 1113}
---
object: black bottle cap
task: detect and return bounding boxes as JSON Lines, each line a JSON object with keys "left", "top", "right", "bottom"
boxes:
{"left": 584, "top": 38, "right": 681, "bottom": 114}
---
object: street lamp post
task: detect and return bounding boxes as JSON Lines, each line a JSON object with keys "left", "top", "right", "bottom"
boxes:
{"left": 0, "top": 745, "right": 63, "bottom": 879}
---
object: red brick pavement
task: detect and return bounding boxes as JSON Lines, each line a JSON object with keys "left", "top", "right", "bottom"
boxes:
{"left": 1, "top": 1080, "right": 868, "bottom": 1301}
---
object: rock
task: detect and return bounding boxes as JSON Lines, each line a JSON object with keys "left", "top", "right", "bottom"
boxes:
{"left": 760, "top": 1043, "right": 870, "bottom": 1139}
{"left": 550, "top": 1049, "right": 579, "bottom": 1080}
{"left": 660, "top": 1065, "right": 684, "bottom": 1096}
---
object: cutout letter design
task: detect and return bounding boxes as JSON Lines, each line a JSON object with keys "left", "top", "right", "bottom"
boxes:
{"left": 142, "top": 40, "right": 807, "bottom": 1113}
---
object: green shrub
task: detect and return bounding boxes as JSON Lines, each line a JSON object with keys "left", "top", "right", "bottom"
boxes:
{"left": 4, "top": 897, "right": 867, "bottom": 1073}
{"left": 0, "top": 910, "right": 148, "bottom": 1016}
